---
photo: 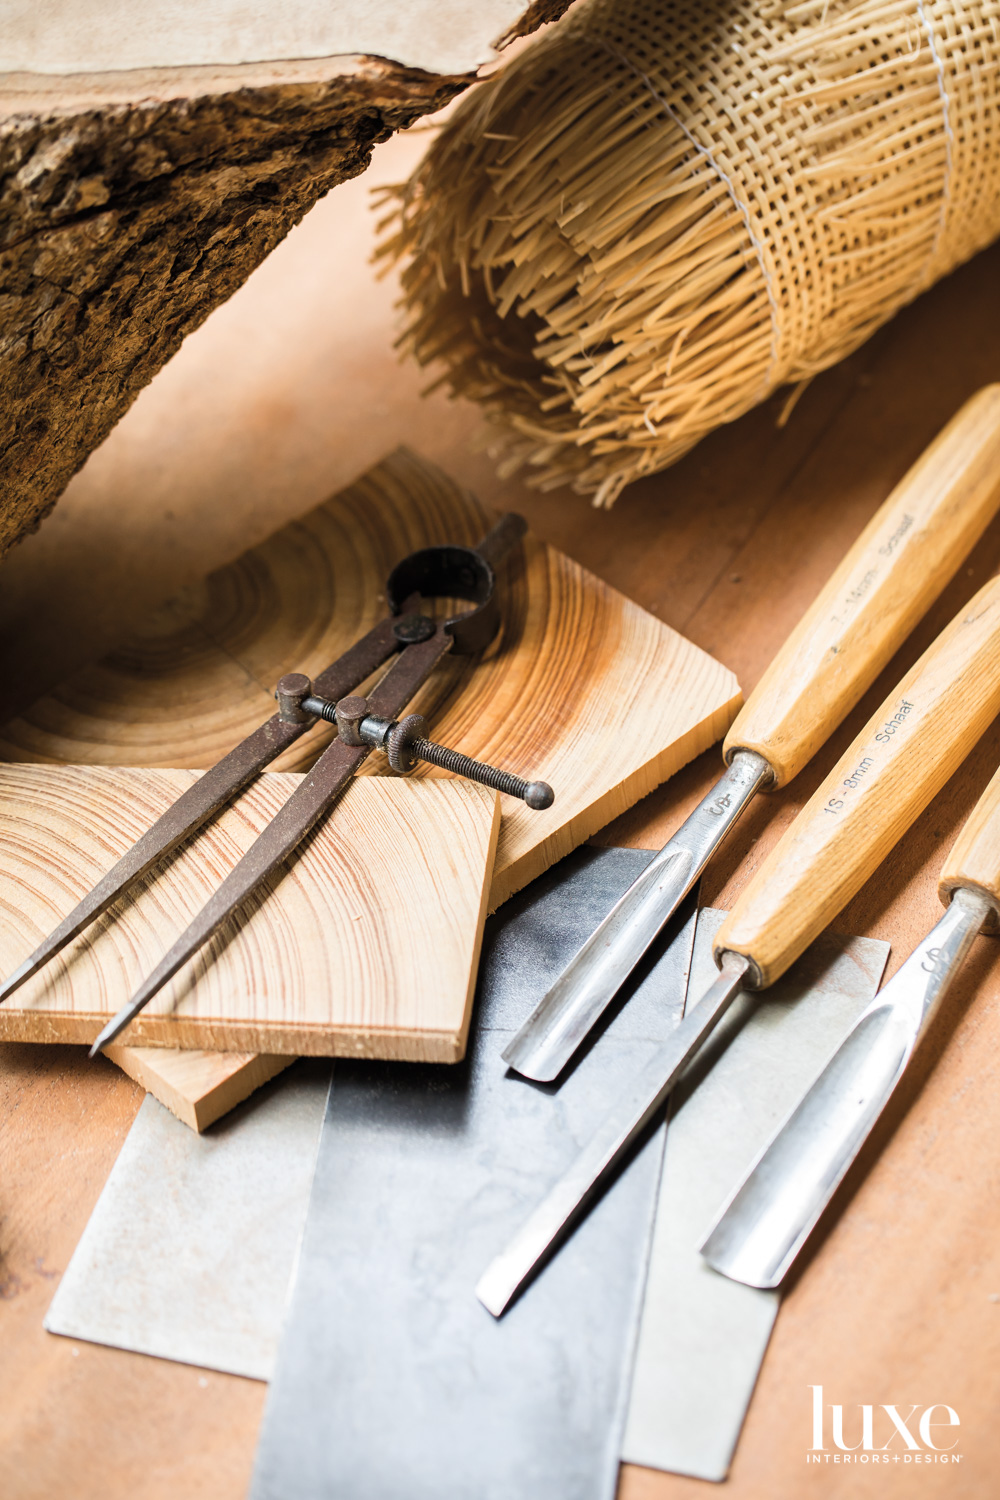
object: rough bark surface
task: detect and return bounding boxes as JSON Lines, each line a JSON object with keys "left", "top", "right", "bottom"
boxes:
{"left": 0, "top": 60, "right": 470, "bottom": 556}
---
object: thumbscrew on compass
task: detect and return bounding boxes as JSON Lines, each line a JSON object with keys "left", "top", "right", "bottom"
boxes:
{"left": 274, "top": 677, "right": 554, "bottom": 810}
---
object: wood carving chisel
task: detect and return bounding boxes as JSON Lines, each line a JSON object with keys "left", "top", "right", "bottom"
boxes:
{"left": 701, "top": 760, "right": 1000, "bottom": 1289}
{"left": 504, "top": 386, "right": 1000, "bottom": 1082}
{"left": 0, "top": 513, "right": 554, "bottom": 1052}
{"left": 478, "top": 574, "right": 1000, "bottom": 1313}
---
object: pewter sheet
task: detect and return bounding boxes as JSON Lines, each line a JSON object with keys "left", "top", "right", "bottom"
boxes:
{"left": 251, "top": 847, "right": 697, "bottom": 1500}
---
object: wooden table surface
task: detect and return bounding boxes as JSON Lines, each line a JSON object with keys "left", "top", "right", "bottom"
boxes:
{"left": 2, "top": 125, "right": 999, "bottom": 1499}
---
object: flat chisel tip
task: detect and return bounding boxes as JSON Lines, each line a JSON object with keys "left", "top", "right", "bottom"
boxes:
{"left": 475, "top": 1262, "right": 518, "bottom": 1319}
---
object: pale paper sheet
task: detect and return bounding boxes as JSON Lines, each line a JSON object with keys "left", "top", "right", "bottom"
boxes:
{"left": 44, "top": 1066, "right": 330, "bottom": 1380}
{"left": 1, "top": 1, "right": 531, "bottom": 77}
{"left": 622, "top": 908, "right": 890, "bottom": 1481}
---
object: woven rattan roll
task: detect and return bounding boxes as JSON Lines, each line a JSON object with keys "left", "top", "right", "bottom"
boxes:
{"left": 383, "top": 0, "right": 1000, "bottom": 506}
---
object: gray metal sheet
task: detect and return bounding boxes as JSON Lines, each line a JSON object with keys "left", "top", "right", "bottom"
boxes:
{"left": 44, "top": 1063, "right": 330, "bottom": 1379}
{"left": 622, "top": 907, "right": 890, "bottom": 1481}
{"left": 251, "top": 846, "right": 698, "bottom": 1500}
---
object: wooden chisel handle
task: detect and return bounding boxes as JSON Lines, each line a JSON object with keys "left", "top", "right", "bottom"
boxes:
{"left": 939, "top": 763, "right": 1000, "bottom": 932}
{"left": 715, "top": 576, "right": 1000, "bottom": 987}
{"left": 725, "top": 386, "right": 1000, "bottom": 788}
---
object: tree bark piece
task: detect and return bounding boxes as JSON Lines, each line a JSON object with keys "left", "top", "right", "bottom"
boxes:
{"left": 0, "top": 2, "right": 571, "bottom": 557}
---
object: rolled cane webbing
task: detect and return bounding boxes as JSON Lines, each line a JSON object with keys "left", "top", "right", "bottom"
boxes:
{"left": 382, "top": 0, "right": 1000, "bottom": 506}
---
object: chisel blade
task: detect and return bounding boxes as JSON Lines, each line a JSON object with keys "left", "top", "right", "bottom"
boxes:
{"left": 479, "top": 952, "right": 750, "bottom": 1316}
{"left": 502, "top": 750, "right": 769, "bottom": 1081}
{"left": 700, "top": 888, "right": 987, "bottom": 1290}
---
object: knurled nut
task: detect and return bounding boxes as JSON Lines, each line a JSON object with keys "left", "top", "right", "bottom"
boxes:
{"left": 387, "top": 714, "right": 428, "bottom": 774}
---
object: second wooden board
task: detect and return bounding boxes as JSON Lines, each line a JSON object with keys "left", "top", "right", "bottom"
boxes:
{"left": 103, "top": 1047, "right": 296, "bottom": 1132}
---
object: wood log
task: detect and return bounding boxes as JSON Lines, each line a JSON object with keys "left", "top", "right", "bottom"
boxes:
{"left": 0, "top": 2, "right": 569, "bottom": 558}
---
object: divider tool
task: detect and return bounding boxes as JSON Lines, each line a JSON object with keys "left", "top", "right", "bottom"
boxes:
{"left": 503, "top": 387, "right": 1000, "bottom": 1082}
{"left": 701, "top": 761, "right": 1000, "bottom": 1289}
{"left": 0, "top": 513, "right": 554, "bottom": 1052}
{"left": 478, "top": 574, "right": 1000, "bottom": 1314}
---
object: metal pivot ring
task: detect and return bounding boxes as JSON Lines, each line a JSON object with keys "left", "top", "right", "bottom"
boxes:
{"left": 385, "top": 545, "right": 498, "bottom": 656}
{"left": 386, "top": 714, "right": 428, "bottom": 773}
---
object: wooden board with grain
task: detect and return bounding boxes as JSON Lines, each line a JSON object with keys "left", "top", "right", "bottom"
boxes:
{"left": 0, "top": 764, "right": 500, "bottom": 1059}
{"left": 0, "top": 449, "right": 739, "bottom": 1110}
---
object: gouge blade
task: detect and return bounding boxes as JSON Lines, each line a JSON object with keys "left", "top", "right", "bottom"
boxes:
{"left": 477, "top": 952, "right": 751, "bottom": 1317}
{"left": 501, "top": 751, "right": 769, "bottom": 1081}
{"left": 700, "top": 886, "right": 991, "bottom": 1289}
